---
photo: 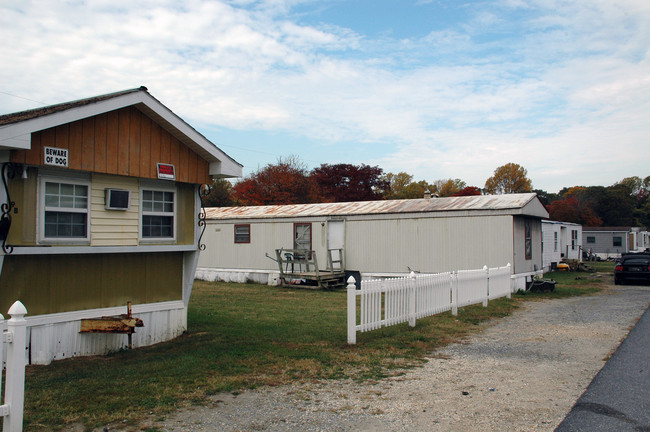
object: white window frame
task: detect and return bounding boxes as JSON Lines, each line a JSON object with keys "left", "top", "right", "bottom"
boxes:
{"left": 139, "top": 181, "right": 177, "bottom": 243}
{"left": 38, "top": 174, "right": 91, "bottom": 244}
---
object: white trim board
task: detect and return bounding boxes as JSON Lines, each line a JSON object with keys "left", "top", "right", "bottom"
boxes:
{"left": 24, "top": 300, "right": 185, "bottom": 327}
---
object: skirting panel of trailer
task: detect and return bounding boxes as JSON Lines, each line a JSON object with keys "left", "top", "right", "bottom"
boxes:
{"left": 25, "top": 301, "right": 186, "bottom": 365}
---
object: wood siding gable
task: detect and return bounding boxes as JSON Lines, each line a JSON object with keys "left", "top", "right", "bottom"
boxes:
{"left": 11, "top": 107, "right": 211, "bottom": 184}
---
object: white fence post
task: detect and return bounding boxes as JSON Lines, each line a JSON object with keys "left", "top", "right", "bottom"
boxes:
{"left": 3, "top": 301, "right": 27, "bottom": 432}
{"left": 451, "top": 271, "right": 458, "bottom": 316}
{"left": 483, "top": 265, "right": 489, "bottom": 307}
{"left": 347, "top": 276, "right": 357, "bottom": 345}
{"left": 409, "top": 271, "right": 416, "bottom": 327}
{"left": 506, "top": 263, "right": 512, "bottom": 298}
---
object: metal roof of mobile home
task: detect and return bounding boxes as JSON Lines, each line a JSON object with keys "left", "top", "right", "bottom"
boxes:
{"left": 205, "top": 193, "right": 548, "bottom": 220}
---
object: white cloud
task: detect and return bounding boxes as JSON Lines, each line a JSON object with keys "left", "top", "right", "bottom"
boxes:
{"left": 1, "top": 0, "right": 648, "bottom": 193}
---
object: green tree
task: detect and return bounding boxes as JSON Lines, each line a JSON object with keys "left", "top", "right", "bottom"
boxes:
{"left": 484, "top": 163, "right": 532, "bottom": 194}
{"left": 202, "top": 178, "right": 234, "bottom": 207}
{"left": 532, "top": 189, "right": 558, "bottom": 207}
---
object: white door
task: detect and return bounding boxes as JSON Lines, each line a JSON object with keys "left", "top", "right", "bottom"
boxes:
{"left": 327, "top": 220, "right": 345, "bottom": 269}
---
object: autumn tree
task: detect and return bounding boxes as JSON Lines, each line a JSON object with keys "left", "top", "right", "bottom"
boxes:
{"left": 382, "top": 172, "right": 433, "bottom": 199}
{"left": 404, "top": 180, "right": 435, "bottom": 199}
{"left": 381, "top": 172, "right": 412, "bottom": 199}
{"left": 433, "top": 178, "right": 467, "bottom": 197}
{"left": 311, "top": 163, "right": 388, "bottom": 202}
{"left": 484, "top": 163, "right": 532, "bottom": 194}
{"left": 547, "top": 196, "right": 603, "bottom": 226}
{"left": 232, "top": 156, "right": 317, "bottom": 205}
{"left": 451, "top": 186, "right": 482, "bottom": 197}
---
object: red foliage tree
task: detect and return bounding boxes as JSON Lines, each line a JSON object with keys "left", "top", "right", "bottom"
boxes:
{"left": 547, "top": 196, "right": 602, "bottom": 226}
{"left": 232, "top": 158, "right": 317, "bottom": 205}
{"left": 451, "top": 186, "right": 482, "bottom": 197}
{"left": 310, "top": 163, "right": 389, "bottom": 202}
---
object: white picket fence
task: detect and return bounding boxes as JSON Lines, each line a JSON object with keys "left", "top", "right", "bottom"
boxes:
{"left": 1, "top": 301, "right": 27, "bottom": 432}
{"left": 347, "top": 264, "right": 511, "bottom": 344}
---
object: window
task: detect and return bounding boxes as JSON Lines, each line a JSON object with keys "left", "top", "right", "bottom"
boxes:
{"left": 613, "top": 236, "right": 622, "bottom": 247}
{"left": 141, "top": 188, "right": 175, "bottom": 239}
{"left": 571, "top": 230, "right": 578, "bottom": 250}
{"left": 524, "top": 220, "right": 532, "bottom": 260}
{"left": 554, "top": 232, "right": 558, "bottom": 252}
{"left": 234, "top": 224, "right": 250, "bottom": 243}
{"left": 40, "top": 177, "right": 90, "bottom": 241}
{"left": 586, "top": 236, "right": 595, "bottom": 244}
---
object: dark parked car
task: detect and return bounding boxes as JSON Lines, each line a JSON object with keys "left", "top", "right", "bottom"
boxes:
{"left": 614, "top": 253, "right": 650, "bottom": 285}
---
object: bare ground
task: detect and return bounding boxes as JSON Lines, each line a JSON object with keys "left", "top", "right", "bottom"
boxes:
{"left": 134, "top": 282, "right": 650, "bottom": 432}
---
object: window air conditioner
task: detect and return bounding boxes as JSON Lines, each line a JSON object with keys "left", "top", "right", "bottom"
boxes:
{"left": 105, "top": 189, "right": 131, "bottom": 210}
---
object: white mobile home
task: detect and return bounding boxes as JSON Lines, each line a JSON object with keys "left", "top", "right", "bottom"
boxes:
{"left": 197, "top": 193, "right": 548, "bottom": 291}
{"left": 542, "top": 220, "right": 582, "bottom": 271}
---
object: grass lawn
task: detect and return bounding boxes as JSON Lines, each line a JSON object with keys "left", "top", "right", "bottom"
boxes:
{"left": 21, "top": 266, "right": 612, "bottom": 431}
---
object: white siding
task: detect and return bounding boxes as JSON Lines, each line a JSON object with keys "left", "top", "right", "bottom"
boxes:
{"left": 90, "top": 173, "right": 140, "bottom": 246}
{"left": 198, "top": 220, "right": 328, "bottom": 271}
{"left": 542, "top": 222, "right": 562, "bottom": 271}
{"left": 198, "top": 214, "right": 546, "bottom": 279}
{"left": 342, "top": 215, "right": 514, "bottom": 274}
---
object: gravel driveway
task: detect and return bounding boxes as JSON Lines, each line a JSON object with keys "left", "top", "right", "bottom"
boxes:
{"left": 151, "top": 282, "right": 650, "bottom": 432}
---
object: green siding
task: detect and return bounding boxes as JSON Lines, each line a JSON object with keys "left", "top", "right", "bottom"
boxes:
{"left": 0, "top": 252, "right": 183, "bottom": 315}
{"left": 177, "top": 182, "right": 196, "bottom": 245}
{"left": 6, "top": 169, "right": 38, "bottom": 246}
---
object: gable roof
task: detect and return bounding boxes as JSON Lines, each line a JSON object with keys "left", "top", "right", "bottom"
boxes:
{"left": 0, "top": 87, "right": 242, "bottom": 178}
{"left": 205, "top": 193, "right": 549, "bottom": 220}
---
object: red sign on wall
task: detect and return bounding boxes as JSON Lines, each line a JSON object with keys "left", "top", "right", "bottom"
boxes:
{"left": 157, "top": 163, "right": 175, "bottom": 180}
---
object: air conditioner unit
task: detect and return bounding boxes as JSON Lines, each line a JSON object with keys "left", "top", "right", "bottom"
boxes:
{"left": 105, "top": 189, "right": 131, "bottom": 210}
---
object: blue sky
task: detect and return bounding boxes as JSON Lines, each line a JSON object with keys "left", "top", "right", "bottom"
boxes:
{"left": 1, "top": 0, "right": 648, "bottom": 193}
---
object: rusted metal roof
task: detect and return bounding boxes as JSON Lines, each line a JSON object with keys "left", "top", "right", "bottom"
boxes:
{"left": 205, "top": 193, "right": 547, "bottom": 220}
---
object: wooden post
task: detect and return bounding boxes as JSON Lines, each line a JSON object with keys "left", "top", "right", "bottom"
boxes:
{"left": 127, "top": 302, "right": 133, "bottom": 349}
{"left": 347, "top": 276, "right": 357, "bottom": 345}
{"left": 4, "top": 301, "right": 27, "bottom": 432}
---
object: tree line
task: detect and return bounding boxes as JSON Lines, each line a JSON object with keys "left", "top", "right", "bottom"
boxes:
{"left": 202, "top": 157, "right": 649, "bottom": 228}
